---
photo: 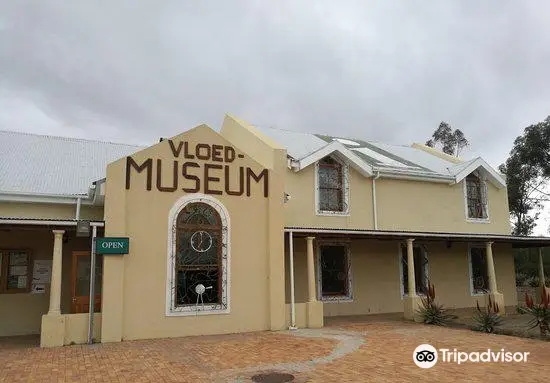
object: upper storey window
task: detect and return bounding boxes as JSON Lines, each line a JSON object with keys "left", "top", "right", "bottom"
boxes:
{"left": 465, "top": 173, "right": 488, "bottom": 220}
{"left": 316, "top": 157, "right": 349, "bottom": 215}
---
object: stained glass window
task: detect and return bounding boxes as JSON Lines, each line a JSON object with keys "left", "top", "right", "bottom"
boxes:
{"left": 175, "top": 203, "right": 222, "bottom": 306}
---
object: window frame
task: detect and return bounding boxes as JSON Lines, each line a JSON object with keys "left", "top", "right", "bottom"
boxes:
{"left": 0, "top": 249, "right": 32, "bottom": 294}
{"left": 166, "top": 194, "right": 230, "bottom": 316}
{"left": 468, "top": 245, "right": 489, "bottom": 296}
{"left": 464, "top": 171, "right": 490, "bottom": 223}
{"left": 398, "top": 244, "right": 429, "bottom": 298}
{"left": 315, "top": 156, "right": 350, "bottom": 216}
{"left": 316, "top": 241, "right": 353, "bottom": 302}
{"left": 175, "top": 203, "right": 223, "bottom": 307}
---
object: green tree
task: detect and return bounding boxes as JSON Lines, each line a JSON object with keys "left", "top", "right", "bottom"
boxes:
{"left": 426, "top": 121, "right": 469, "bottom": 156}
{"left": 499, "top": 116, "right": 550, "bottom": 236}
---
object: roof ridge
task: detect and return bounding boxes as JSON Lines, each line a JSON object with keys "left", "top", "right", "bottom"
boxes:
{"left": 0, "top": 129, "right": 145, "bottom": 148}
{"left": 253, "top": 124, "right": 315, "bottom": 135}
{"left": 256, "top": 125, "right": 417, "bottom": 149}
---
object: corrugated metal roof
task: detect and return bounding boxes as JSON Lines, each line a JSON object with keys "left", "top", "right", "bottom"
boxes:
{"left": 255, "top": 126, "right": 463, "bottom": 177}
{"left": 0, "top": 130, "right": 143, "bottom": 196}
{"left": 284, "top": 227, "right": 550, "bottom": 246}
{"left": 254, "top": 126, "right": 328, "bottom": 160}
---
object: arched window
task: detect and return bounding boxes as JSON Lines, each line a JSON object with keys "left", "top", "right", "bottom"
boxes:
{"left": 167, "top": 196, "right": 229, "bottom": 315}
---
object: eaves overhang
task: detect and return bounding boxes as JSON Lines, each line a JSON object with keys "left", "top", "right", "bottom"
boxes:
{"left": 284, "top": 227, "right": 550, "bottom": 248}
{"left": 0, "top": 187, "right": 103, "bottom": 206}
{"left": 293, "top": 141, "right": 373, "bottom": 177}
{"left": 450, "top": 157, "right": 507, "bottom": 189}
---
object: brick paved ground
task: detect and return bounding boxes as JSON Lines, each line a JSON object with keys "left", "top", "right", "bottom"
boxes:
{"left": 1, "top": 318, "right": 549, "bottom": 382}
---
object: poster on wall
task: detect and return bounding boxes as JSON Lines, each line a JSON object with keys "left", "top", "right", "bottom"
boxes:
{"left": 32, "top": 260, "right": 52, "bottom": 284}
{"left": 31, "top": 260, "right": 52, "bottom": 294}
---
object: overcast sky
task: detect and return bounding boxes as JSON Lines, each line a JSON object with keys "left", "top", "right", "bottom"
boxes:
{"left": 0, "top": 1, "right": 549, "bottom": 233}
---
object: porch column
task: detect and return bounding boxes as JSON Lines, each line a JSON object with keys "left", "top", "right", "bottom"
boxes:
{"left": 406, "top": 238, "right": 417, "bottom": 296}
{"left": 486, "top": 242, "right": 498, "bottom": 294}
{"left": 48, "top": 230, "right": 65, "bottom": 315}
{"left": 539, "top": 248, "right": 546, "bottom": 289}
{"left": 40, "top": 229, "right": 66, "bottom": 347}
{"left": 403, "top": 238, "right": 422, "bottom": 321}
{"left": 305, "top": 236, "right": 323, "bottom": 328}
{"left": 485, "top": 241, "right": 504, "bottom": 314}
{"left": 306, "top": 236, "right": 316, "bottom": 302}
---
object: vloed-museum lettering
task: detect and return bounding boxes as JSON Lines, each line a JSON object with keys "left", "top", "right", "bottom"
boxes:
{"left": 125, "top": 139, "right": 269, "bottom": 197}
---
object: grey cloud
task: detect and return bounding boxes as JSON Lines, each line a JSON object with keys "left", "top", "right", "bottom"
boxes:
{"left": 0, "top": 0, "right": 549, "bottom": 168}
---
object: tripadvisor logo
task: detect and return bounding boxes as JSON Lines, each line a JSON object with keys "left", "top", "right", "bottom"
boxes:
{"left": 413, "top": 344, "right": 530, "bottom": 368}
{"left": 413, "top": 344, "right": 438, "bottom": 368}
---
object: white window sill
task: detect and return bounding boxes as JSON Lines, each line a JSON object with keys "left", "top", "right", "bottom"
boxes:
{"left": 166, "top": 308, "right": 230, "bottom": 316}
{"left": 316, "top": 210, "right": 350, "bottom": 217}
{"left": 466, "top": 218, "right": 490, "bottom": 224}
{"left": 470, "top": 292, "right": 488, "bottom": 297}
{"left": 320, "top": 296, "right": 353, "bottom": 303}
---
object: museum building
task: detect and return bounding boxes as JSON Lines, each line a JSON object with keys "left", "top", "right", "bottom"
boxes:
{"left": 0, "top": 114, "right": 548, "bottom": 347}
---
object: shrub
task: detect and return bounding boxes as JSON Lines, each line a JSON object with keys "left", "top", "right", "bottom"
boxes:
{"left": 472, "top": 296, "right": 503, "bottom": 333}
{"left": 417, "top": 282, "right": 457, "bottom": 326}
{"left": 518, "top": 289, "right": 550, "bottom": 337}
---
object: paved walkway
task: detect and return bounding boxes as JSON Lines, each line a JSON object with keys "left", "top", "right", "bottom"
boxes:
{"left": 1, "top": 319, "right": 549, "bottom": 382}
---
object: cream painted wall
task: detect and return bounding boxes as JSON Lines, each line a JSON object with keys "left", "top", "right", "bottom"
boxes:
{"left": 376, "top": 178, "right": 511, "bottom": 234}
{"left": 0, "top": 229, "right": 91, "bottom": 336}
{"left": 285, "top": 238, "right": 517, "bottom": 317}
{"left": 102, "top": 124, "right": 286, "bottom": 342}
{"left": 284, "top": 166, "right": 375, "bottom": 230}
{"left": 283, "top": 162, "right": 511, "bottom": 234}
{"left": 429, "top": 242, "right": 517, "bottom": 308}
{"left": 0, "top": 202, "right": 103, "bottom": 221}
{"left": 64, "top": 313, "right": 101, "bottom": 345}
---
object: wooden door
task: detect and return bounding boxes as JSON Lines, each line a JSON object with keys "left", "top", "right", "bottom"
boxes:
{"left": 71, "top": 251, "right": 102, "bottom": 313}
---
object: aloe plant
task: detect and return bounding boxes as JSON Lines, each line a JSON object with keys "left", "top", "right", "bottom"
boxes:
{"left": 519, "top": 289, "right": 550, "bottom": 336}
{"left": 417, "top": 282, "right": 457, "bottom": 326}
{"left": 472, "top": 296, "right": 503, "bottom": 333}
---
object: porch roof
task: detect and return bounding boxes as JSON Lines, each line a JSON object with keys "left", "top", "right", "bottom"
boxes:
{"left": 0, "top": 217, "right": 104, "bottom": 227}
{"left": 285, "top": 227, "right": 550, "bottom": 248}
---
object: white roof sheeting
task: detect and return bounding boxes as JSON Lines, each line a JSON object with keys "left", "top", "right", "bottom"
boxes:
{"left": 368, "top": 141, "right": 456, "bottom": 174}
{"left": 254, "top": 127, "right": 328, "bottom": 160}
{"left": 0, "top": 130, "right": 143, "bottom": 196}
{"left": 255, "top": 126, "right": 504, "bottom": 185}
{"left": 352, "top": 146, "right": 422, "bottom": 169}
{"left": 0, "top": 125, "right": 505, "bottom": 198}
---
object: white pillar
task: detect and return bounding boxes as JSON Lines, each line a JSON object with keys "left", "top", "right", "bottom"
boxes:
{"left": 539, "top": 248, "right": 546, "bottom": 288}
{"left": 406, "top": 239, "right": 416, "bottom": 297}
{"left": 486, "top": 242, "right": 498, "bottom": 293}
{"left": 306, "top": 237, "right": 316, "bottom": 302}
{"left": 48, "top": 230, "right": 65, "bottom": 315}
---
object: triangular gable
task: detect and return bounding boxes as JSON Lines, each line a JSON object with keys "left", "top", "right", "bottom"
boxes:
{"left": 294, "top": 141, "right": 373, "bottom": 177}
{"left": 450, "top": 157, "right": 506, "bottom": 189}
